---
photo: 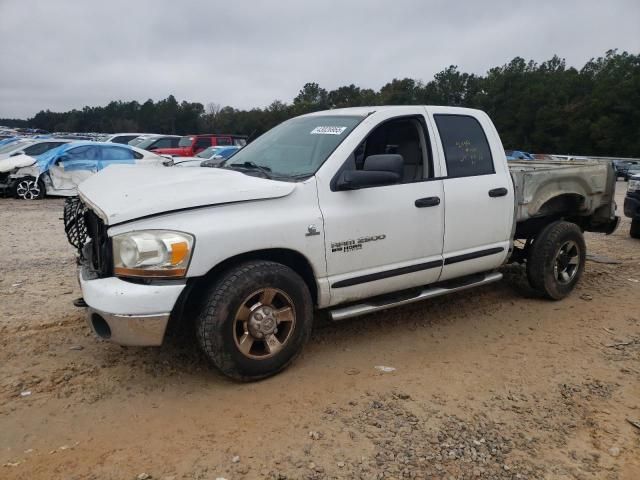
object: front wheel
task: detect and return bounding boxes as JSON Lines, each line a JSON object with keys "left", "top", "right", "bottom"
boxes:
{"left": 14, "top": 176, "right": 45, "bottom": 200}
{"left": 526, "top": 221, "right": 586, "bottom": 300}
{"left": 196, "top": 260, "right": 313, "bottom": 381}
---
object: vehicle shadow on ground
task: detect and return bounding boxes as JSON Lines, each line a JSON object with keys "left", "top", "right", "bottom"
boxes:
{"left": 133, "top": 265, "right": 542, "bottom": 387}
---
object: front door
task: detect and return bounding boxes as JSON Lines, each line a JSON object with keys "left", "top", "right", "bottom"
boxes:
{"left": 318, "top": 114, "right": 445, "bottom": 305}
{"left": 48, "top": 145, "right": 100, "bottom": 192}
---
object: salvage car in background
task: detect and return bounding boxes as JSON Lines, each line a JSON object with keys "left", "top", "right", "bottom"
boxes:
{"left": 172, "top": 145, "right": 241, "bottom": 167}
{"left": 132, "top": 135, "right": 181, "bottom": 151}
{"left": 100, "top": 133, "right": 154, "bottom": 144}
{"left": 0, "top": 138, "right": 70, "bottom": 160}
{"left": 154, "top": 134, "right": 247, "bottom": 157}
{"left": 0, "top": 142, "right": 166, "bottom": 199}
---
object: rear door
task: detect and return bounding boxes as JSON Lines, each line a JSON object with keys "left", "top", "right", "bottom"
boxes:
{"left": 98, "top": 146, "right": 137, "bottom": 169}
{"left": 427, "top": 108, "right": 514, "bottom": 281}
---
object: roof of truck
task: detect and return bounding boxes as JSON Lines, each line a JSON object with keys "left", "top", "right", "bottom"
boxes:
{"left": 303, "top": 105, "right": 483, "bottom": 117}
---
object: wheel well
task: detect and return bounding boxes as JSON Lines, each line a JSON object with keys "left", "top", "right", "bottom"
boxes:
{"left": 176, "top": 249, "right": 319, "bottom": 319}
{"left": 536, "top": 193, "right": 586, "bottom": 217}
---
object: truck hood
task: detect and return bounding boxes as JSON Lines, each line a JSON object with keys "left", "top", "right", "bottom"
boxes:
{"left": 0, "top": 154, "right": 37, "bottom": 173}
{"left": 78, "top": 165, "right": 296, "bottom": 225}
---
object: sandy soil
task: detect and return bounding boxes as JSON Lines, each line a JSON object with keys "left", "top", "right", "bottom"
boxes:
{"left": 1, "top": 183, "right": 639, "bottom": 480}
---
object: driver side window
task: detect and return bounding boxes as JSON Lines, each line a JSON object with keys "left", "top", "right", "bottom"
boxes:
{"left": 346, "top": 117, "right": 432, "bottom": 183}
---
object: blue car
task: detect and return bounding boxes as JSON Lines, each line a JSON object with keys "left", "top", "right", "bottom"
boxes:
{"left": 505, "top": 150, "right": 535, "bottom": 161}
{"left": 0, "top": 141, "right": 166, "bottom": 200}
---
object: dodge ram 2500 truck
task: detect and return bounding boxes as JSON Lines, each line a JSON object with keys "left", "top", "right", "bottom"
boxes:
{"left": 64, "top": 106, "right": 618, "bottom": 381}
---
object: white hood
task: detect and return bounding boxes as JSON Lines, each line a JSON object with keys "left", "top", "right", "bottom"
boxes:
{"left": 78, "top": 164, "right": 296, "bottom": 225}
{"left": 0, "top": 154, "right": 37, "bottom": 173}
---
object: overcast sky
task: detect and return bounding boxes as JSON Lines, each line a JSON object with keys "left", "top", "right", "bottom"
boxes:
{"left": 1, "top": 0, "right": 639, "bottom": 119}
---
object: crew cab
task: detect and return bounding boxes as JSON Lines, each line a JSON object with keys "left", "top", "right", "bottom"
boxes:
{"left": 65, "top": 106, "right": 618, "bottom": 381}
{"left": 153, "top": 134, "right": 247, "bottom": 157}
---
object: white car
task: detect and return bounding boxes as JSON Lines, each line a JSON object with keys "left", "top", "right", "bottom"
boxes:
{"left": 99, "top": 133, "right": 155, "bottom": 145}
{"left": 0, "top": 138, "right": 71, "bottom": 160}
{"left": 0, "top": 141, "right": 166, "bottom": 199}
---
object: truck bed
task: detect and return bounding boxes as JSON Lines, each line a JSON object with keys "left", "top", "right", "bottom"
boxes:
{"left": 509, "top": 160, "right": 617, "bottom": 226}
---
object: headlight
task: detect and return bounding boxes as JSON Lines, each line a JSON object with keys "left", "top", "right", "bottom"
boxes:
{"left": 112, "top": 230, "right": 194, "bottom": 278}
{"left": 629, "top": 178, "right": 640, "bottom": 192}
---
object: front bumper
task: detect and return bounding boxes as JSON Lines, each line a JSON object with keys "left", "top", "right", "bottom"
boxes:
{"left": 624, "top": 194, "right": 640, "bottom": 219}
{"left": 79, "top": 267, "right": 186, "bottom": 346}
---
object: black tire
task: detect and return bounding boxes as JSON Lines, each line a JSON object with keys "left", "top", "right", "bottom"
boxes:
{"left": 631, "top": 218, "right": 640, "bottom": 239}
{"left": 196, "top": 260, "right": 313, "bottom": 381}
{"left": 526, "top": 221, "right": 586, "bottom": 300}
{"left": 14, "top": 176, "right": 45, "bottom": 200}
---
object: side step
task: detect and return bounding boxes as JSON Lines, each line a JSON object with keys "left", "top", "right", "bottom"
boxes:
{"left": 329, "top": 272, "right": 503, "bottom": 321}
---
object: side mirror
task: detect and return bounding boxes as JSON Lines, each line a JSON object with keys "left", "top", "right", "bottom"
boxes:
{"left": 336, "top": 154, "right": 403, "bottom": 190}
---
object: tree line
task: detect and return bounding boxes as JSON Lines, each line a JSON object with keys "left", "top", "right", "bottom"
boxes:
{"left": 2, "top": 50, "right": 639, "bottom": 156}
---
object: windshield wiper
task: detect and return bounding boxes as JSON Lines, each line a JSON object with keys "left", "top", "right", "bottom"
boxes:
{"left": 225, "top": 161, "right": 272, "bottom": 178}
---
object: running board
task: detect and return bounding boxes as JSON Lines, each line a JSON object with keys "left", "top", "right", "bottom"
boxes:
{"left": 329, "top": 272, "right": 503, "bottom": 321}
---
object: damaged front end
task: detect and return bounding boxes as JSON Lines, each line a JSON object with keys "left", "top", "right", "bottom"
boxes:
{"left": 63, "top": 196, "right": 184, "bottom": 346}
{"left": 63, "top": 196, "right": 112, "bottom": 277}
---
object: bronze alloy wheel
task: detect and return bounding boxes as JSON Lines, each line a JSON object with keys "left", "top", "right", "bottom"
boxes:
{"left": 553, "top": 240, "right": 580, "bottom": 284}
{"left": 233, "top": 287, "right": 296, "bottom": 359}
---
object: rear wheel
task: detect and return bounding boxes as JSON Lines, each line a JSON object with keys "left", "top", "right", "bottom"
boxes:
{"left": 630, "top": 218, "right": 640, "bottom": 239}
{"left": 196, "top": 260, "right": 313, "bottom": 381}
{"left": 14, "top": 176, "right": 45, "bottom": 200}
{"left": 527, "top": 221, "right": 586, "bottom": 300}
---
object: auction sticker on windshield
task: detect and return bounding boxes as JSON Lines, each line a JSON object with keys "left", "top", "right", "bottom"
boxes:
{"left": 310, "top": 126, "right": 348, "bottom": 135}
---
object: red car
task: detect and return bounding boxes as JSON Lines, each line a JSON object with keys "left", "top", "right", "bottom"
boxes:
{"left": 154, "top": 134, "right": 247, "bottom": 157}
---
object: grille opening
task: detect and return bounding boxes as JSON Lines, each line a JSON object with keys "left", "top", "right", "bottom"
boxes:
{"left": 91, "top": 313, "right": 111, "bottom": 339}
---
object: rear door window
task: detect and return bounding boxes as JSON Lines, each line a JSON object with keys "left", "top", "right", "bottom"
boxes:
{"left": 195, "top": 137, "right": 211, "bottom": 150}
{"left": 101, "top": 146, "right": 135, "bottom": 160}
{"left": 434, "top": 115, "right": 494, "bottom": 178}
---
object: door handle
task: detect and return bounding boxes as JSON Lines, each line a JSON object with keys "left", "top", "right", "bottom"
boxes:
{"left": 415, "top": 196, "right": 440, "bottom": 208}
{"left": 488, "top": 187, "right": 508, "bottom": 197}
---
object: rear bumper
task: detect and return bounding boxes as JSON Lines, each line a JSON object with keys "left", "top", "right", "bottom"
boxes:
{"left": 624, "top": 195, "right": 640, "bottom": 219}
{"left": 79, "top": 267, "right": 186, "bottom": 346}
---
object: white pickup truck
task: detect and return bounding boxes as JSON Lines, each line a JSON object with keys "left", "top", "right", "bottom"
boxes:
{"left": 65, "top": 106, "right": 618, "bottom": 380}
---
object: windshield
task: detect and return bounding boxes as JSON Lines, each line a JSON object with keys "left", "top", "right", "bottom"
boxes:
{"left": 224, "top": 115, "right": 362, "bottom": 178}
{"left": 135, "top": 137, "right": 159, "bottom": 149}
{"left": 196, "top": 146, "right": 224, "bottom": 158}
{"left": 128, "top": 137, "right": 147, "bottom": 146}
{"left": 178, "top": 136, "right": 193, "bottom": 147}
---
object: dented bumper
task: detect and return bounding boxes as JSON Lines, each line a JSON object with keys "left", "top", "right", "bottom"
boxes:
{"left": 79, "top": 267, "right": 186, "bottom": 346}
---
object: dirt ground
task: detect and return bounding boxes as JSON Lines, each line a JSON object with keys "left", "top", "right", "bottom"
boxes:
{"left": 1, "top": 183, "right": 639, "bottom": 480}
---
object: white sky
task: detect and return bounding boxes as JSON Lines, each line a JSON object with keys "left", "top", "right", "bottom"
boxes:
{"left": 1, "top": 0, "right": 639, "bottom": 118}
